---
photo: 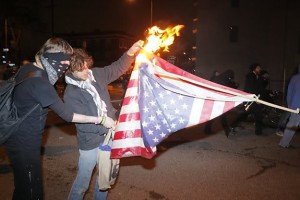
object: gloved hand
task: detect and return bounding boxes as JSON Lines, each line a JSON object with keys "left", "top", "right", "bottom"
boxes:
{"left": 101, "top": 116, "right": 116, "bottom": 129}
{"left": 127, "top": 40, "right": 144, "bottom": 56}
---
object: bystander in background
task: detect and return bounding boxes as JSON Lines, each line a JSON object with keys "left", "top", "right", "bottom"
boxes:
{"left": 231, "top": 63, "right": 265, "bottom": 135}
{"left": 278, "top": 65, "right": 300, "bottom": 148}
{"left": 204, "top": 69, "right": 239, "bottom": 137}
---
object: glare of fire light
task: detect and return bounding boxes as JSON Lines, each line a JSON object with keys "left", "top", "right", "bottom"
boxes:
{"left": 137, "top": 25, "right": 184, "bottom": 63}
{"left": 143, "top": 25, "right": 184, "bottom": 54}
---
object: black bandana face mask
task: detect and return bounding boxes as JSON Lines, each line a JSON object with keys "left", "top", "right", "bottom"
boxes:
{"left": 41, "top": 52, "right": 71, "bottom": 85}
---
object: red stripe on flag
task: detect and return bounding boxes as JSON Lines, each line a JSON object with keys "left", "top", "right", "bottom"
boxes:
{"left": 118, "top": 112, "right": 140, "bottom": 122}
{"left": 111, "top": 146, "right": 155, "bottom": 159}
{"left": 127, "top": 78, "right": 139, "bottom": 88}
{"left": 113, "top": 129, "right": 142, "bottom": 140}
{"left": 199, "top": 99, "right": 215, "bottom": 123}
{"left": 223, "top": 101, "right": 236, "bottom": 113}
{"left": 122, "top": 96, "right": 138, "bottom": 106}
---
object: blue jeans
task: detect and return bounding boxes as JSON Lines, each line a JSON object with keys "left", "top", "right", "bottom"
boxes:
{"left": 68, "top": 147, "right": 108, "bottom": 200}
{"left": 279, "top": 113, "right": 300, "bottom": 147}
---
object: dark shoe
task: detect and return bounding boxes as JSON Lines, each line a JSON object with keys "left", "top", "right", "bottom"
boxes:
{"left": 225, "top": 130, "right": 230, "bottom": 138}
{"left": 279, "top": 144, "right": 294, "bottom": 149}
{"left": 286, "top": 145, "right": 295, "bottom": 149}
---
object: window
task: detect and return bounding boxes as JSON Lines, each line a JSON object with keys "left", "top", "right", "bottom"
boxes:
{"left": 229, "top": 26, "right": 239, "bottom": 43}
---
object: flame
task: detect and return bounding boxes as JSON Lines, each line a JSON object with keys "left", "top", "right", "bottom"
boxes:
{"left": 143, "top": 25, "right": 184, "bottom": 54}
{"left": 136, "top": 25, "right": 184, "bottom": 65}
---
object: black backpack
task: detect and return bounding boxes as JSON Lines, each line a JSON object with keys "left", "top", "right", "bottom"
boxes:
{"left": 0, "top": 70, "right": 42, "bottom": 145}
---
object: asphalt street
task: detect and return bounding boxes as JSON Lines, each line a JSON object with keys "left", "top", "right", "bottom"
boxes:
{"left": 0, "top": 84, "right": 300, "bottom": 200}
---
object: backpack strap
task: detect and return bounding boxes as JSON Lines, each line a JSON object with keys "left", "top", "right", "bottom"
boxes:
{"left": 13, "top": 70, "right": 44, "bottom": 119}
{"left": 15, "top": 70, "right": 43, "bottom": 86}
{"left": 19, "top": 104, "right": 40, "bottom": 122}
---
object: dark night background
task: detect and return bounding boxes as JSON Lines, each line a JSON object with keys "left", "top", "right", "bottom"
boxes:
{"left": 1, "top": 0, "right": 300, "bottom": 96}
{"left": 0, "top": 0, "right": 194, "bottom": 57}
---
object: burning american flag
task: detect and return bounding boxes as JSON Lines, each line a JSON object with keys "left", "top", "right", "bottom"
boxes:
{"left": 111, "top": 26, "right": 255, "bottom": 159}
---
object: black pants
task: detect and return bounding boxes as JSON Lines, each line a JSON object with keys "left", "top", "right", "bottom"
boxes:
{"left": 204, "top": 114, "right": 230, "bottom": 135}
{"left": 5, "top": 133, "right": 43, "bottom": 200}
{"left": 277, "top": 111, "right": 291, "bottom": 132}
{"left": 232, "top": 103, "right": 263, "bottom": 135}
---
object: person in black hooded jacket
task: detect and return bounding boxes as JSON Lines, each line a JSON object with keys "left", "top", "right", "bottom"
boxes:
{"left": 231, "top": 63, "right": 265, "bottom": 135}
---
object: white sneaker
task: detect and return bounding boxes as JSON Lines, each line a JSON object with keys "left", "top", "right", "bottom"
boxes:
{"left": 275, "top": 131, "right": 284, "bottom": 137}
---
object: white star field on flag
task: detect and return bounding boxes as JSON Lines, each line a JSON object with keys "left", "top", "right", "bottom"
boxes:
{"left": 139, "top": 66, "right": 193, "bottom": 147}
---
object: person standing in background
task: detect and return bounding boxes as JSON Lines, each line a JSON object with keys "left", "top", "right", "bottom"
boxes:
{"left": 204, "top": 69, "right": 239, "bottom": 137}
{"left": 244, "top": 63, "right": 265, "bottom": 135}
{"left": 279, "top": 65, "right": 300, "bottom": 148}
{"left": 209, "top": 70, "right": 220, "bottom": 81}
{"left": 231, "top": 63, "right": 265, "bottom": 135}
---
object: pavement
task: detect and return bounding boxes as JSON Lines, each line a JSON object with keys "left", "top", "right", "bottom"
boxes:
{"left": 1, "top": 83, "right": 300, "bottom": 200}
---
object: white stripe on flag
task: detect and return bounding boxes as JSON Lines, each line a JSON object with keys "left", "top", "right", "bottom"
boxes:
{"left": 130, "top": 70, "right": 139, "bottom": 80}
{"left": 210, "top": 101, "right": 225, "bottom": 119}
{"left": 124, "top": 87, "right": 138, "bottom": 98}
{"left": 112, "top": 137, "right": 145, "bottom": 149}
{"left": 224, "top": 95, "right": 253, "bottom": 102}
{"left": 234, "top": 101, "right": 242, "bottom": 107}
{"left": 188, "top": 98, "right": 205, "bottom": 126}
{"left": 116, "top": 120, "right": 141, "bottom": 132}
{"left": 119, "top": 102, "right": 139, "bottom": 115}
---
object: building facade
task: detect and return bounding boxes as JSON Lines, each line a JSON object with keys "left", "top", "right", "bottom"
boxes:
{"left": 192, "top": 0, "right": 300, "bottom": 94}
